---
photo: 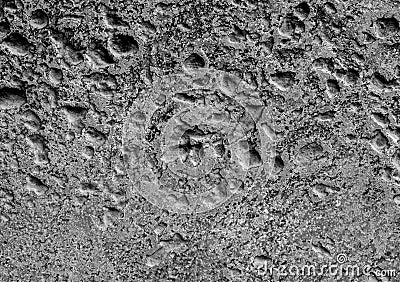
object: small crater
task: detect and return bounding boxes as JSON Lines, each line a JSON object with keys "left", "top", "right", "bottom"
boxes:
{"left": 86, "top": 45, "right": 114, "bottom": 68}
{"left": 0, "top": 20, "right": 10, "bottom": 38}
{"left": 323, "top": 2, "right": 337, "bottom": 14}
{"left": 296, "top": 142, "right": 324, "bottom": 164}
{"left": 269, "top": 71, "right": 296, "bottom": 91}
{"left": 2, "top": 32, "right": 30, "bottom": 55}
{"left": 273, "top": 155, "right": 284, "bottom": 173}
{"left": 0, "top": 87, "right": 26, "bottom": 110}
{"left": 62, "top": 105, "right": 87, "bottom": 125}
{"left": 104, "top": 13, "right": 129, "bottom": 28}
{"left": 326, "top": 79, "right": 340, "bottom": 98}
{"left": 370, "top": 112, "right": 389, "bottom": 127}
{"left": 370, "top": 72, "right": 391, "bottom": 90}
{"left": 84, "top": 127, "right": 106, "bottom": 147}
{"left": 370, "top": 130, "right": 389, "bottom": 153}
{"left": 25, "top": 175, "right": 48, "bottom": 196}
{"left": 140, "top": 21, "right": 157, "bottom": 34}
{"left": 108, "top": 34, "right": 139, "bottom": 56}
{"left": 376, "top": 17, "right": 399, "bottom": 38}
{"left": 294, "top": 2, "right": 310, "bottom": 20}
{"left": 20, "top": 110, "right": 41, "bottom": 131}
{"left": 29, "top": 9, "right": 49, "bottom": 29}
{"left": 82, "top": 146, "right": 95, "bottom": 159}
{"left": 48, "top": 67, "right": 63, "bottom": 84}
{"left": 183, "top": 53, "right": 206, "bottom": 71}
{"left": 26, "top": 134, "right": 49, "bottom": 164}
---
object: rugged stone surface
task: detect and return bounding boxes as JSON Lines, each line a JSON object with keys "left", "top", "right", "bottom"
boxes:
{"left": 0, "top": 0, "right": 399, "bottom": 281}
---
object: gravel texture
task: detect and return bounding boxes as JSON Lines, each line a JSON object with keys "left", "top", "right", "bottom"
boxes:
{"left": 0, "top": 0, "right": 400, "bottom": 281}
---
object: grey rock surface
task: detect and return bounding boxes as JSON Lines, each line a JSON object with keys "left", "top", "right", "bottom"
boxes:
{"left": 0, "top": 0, "right": 399, "bottom": 281}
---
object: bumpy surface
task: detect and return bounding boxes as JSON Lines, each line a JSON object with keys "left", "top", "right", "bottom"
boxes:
{"left": 123, "top": 69, "right": 274, "bottom": 214}
{"left": 0, "top": 0, "right": 400, "bottom": 281}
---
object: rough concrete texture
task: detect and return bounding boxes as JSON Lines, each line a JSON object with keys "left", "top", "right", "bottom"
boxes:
{"left": 0, "top": 0, "right": 400, "bottom": 281}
